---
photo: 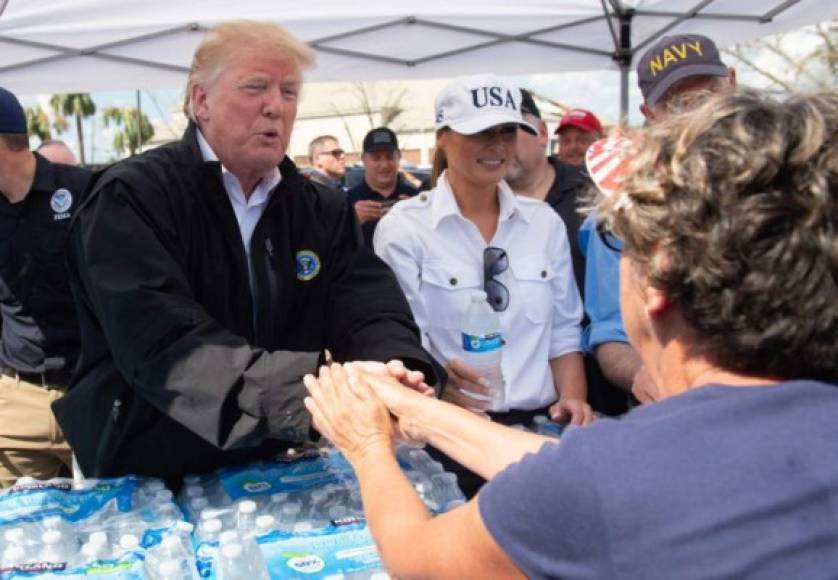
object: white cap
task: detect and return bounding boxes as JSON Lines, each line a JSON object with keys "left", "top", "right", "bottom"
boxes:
{"left": 238, "top": 500, "right": 257, "bottom": 514}
{"left": 119, "top": 534, "right": 140, "bottom": 550}
{"left": 434, "top": 75, "right": 537, "bottom": 136}
{"left": 201, "top": 518, "right": 223, "bottom": 533}
{"left": 4, "top": 528, "right": 25, "bottom": 542}
{"left": 175, "top": 521, "right": 195, "bottom": 533}
{"left": 81, "top": 542, "right": 105, "bottom": 558}
{"left": 256, "top": 514, "right": 276, "bottom": 530}
{"left": 89, "top": 531, "right": 109, "bottom": 545}
{"left": 219, "top": 530, "right": 239, "bottom": 545}
{"left": 221, "top": 543, "right": 243, "bottom": 559}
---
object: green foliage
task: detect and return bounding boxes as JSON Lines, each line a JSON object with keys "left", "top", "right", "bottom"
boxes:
{"left": 102, "top": 107, "right": 155, "bottom": 157}
{"left": 49, "top": 93, "right": 96, "bottom": 165}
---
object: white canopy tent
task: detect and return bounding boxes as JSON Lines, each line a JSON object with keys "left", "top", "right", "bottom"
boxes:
{"left": 0, "top": 0, "right": 836, "bottom": 118}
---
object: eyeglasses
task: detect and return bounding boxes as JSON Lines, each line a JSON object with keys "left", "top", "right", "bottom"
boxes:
{"left": 318, "top": 149, "right": 345, "bottom": 159}
{"left": 484, "top": 246, "right": 509, "bottom": 312}
{"left": 596, "top": 221, "right": 623, "bottom": 253}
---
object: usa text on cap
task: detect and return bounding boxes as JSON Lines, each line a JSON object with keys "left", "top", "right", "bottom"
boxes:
{"left": 434, "top": 74, "right": 537, "bottom": 136}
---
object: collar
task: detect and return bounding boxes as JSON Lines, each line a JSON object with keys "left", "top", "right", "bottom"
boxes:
{"left": 30, "top": 152, "right": 58, "bottom": 192}
{"left": 430, "top": 170, "right": 529, "bottom": 230}
{"left": 196, "top": 129, "right": 281, "bottom": 196}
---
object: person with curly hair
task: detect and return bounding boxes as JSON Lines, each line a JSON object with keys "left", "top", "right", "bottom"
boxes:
{"left": 303, "top": 90, "right": 838, "bottom": 579}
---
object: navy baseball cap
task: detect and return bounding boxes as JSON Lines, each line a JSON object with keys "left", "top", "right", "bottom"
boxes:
{"left": 0, "top": 87, "right": 27, "bottom": 135}
{"left": 636, "top": 34, "right": 729, "bottom": 106}
{"left": 363, "top": 127, "right": 398, "bottom": 153}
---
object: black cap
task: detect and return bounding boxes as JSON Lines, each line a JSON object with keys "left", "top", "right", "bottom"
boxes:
{"left": 0, "top": 87, "right": 27, "bottom": 135}
{"left": 363, "top": 127, "right": 398, "bottom": 154}
{"left": 636, "top": 34, "right": 728, "bottom": 105}
{"left": 520, "top": 89, "right": 541, "bottom": 119}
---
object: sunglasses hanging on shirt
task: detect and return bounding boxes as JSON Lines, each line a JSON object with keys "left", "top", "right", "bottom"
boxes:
{"left": 483, "top": 246, "right": 509, "bottom": 312}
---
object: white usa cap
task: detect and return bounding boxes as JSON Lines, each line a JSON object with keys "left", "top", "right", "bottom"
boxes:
{"left": 434, "top": 74, "right": 538, "bottom": 136}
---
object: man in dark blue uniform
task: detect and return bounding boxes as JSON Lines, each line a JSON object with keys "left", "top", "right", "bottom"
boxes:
{"left": 348, "top": 127, "right": 418, "bottom": 247}
{"left": 0, "top": 87, "right": 90, "bottom": 487}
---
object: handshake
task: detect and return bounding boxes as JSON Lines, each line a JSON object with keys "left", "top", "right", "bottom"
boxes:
{"left": 303, "top": 361, "right": 435, "bottom": 467}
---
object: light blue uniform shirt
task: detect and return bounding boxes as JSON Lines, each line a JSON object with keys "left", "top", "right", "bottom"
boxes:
{"left": 579, "top": 213, "right": 627, "bottom": 351}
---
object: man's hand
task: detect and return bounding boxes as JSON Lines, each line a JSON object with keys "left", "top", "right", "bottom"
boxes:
{"left": 347, "top": 360, "right": 433, "bottom": 397}
{"left": 631, "top": 365, "right": 659, "bottom": 404}
{"left": 549, "top": 398, "right": 594, "bottom": 426}
{"left": 354, "top": 200, "right": 384, "bottom": 224}
{"left": 443, "top": 358, "right": 494, "bottom": 415}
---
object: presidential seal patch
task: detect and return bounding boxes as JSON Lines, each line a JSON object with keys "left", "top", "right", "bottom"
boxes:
{"left": 50, "top": 188, "right": 73, "bottom": 220}
{"left": 296, "top": 250, "right": 321, "bottom": 281}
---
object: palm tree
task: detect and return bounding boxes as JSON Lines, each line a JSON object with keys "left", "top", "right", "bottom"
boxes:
{"left": 49, "top": 94, "right": 96, "bottom": 165}
{"left": 24, "top": 105, "right": 69, "bottom": 143}
{"left": 102, "top": 107, "right": 154, "bottom": 157}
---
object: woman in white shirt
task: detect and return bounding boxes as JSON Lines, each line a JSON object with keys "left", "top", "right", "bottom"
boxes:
{"left": 374, "top": 75, "right": 592, "bottom": 495}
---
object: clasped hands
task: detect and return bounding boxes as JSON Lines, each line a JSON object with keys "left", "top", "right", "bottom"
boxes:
{"left": 303, "top": 361, "right": 431, "bottom": 467}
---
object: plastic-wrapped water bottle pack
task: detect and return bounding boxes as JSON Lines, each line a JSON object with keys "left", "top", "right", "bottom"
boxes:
{"left": 0, "top": 475, "right": 196, "bottom": 579}
{"left": 0, "top": 445, "right": 466, "bottom": 579}
{"left": 182, "top": 444, "right": 465, "bottom": 579}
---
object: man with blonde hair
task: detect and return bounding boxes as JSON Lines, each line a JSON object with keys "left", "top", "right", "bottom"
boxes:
{"left": 53, "top": 20, "right": 440, "bottom": 479}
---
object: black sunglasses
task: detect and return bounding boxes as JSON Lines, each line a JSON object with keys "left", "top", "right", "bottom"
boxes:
{"left": 596, "top": 221, "right": 623, "bottom": 253}
{"left": 484, "top": 246, "right": 509, "bottom": 312}
{"left": 318, "top": 148, "right": 345, "bottom": 159}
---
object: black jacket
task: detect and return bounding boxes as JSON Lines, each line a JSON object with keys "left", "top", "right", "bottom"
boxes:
{"left": 53, "top": 124, "right": 441, "bottom": 479}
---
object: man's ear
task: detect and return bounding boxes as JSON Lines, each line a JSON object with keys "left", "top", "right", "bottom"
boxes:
{"left": 192, "top": 84, "right": 209, "bottom": 122}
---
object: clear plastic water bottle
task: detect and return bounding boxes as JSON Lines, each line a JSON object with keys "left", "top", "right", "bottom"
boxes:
{"left": 39, "top": 530, "right": 72, "bottom": 564}
{"left": 460, "top": 290, "right": 504, "bottom": 408}
{"left": 216, "top": 542, "right": 267, "bottom": 580}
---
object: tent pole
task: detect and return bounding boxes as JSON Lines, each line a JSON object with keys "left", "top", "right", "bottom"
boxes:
{"left": 136, "top": 89, "right": 142, "bottom": 155}
{"left": 617, "top": 9, "right": 634, "bottom": 125}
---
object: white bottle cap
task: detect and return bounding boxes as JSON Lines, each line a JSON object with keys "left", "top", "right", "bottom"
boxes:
{"left": 201, "top": 518, "right": 223, "bottom": 534}
{"left": 255, "top": 515, "right": 276, "bottom": 530}
{"left": 219, "top": 530, "right": 239, "bottom": 545}
{"left": 89, "top": 531, "right": 108, "bottom": 545}
{"left": 42, "top": 530, "right": 62, "bottom": 544}
{"left": 293, "top": 522, "right": 313, "bottom": 533}
{"left": 190, "top": 497, "right": 209, "bottom": 510}
{"left": 81, "top": 542, "right": 104, "bottom": 558}
{"left": 119, "top": 534, "right": 140, "bottom": 550}
{"left": 221, "top": 543, "right": 244, "bottom": 559}
{"left": 184, "top": 485, "right": 204, "bottom": 498}
{"left": 200, "top": 508, "right": 225, "bottom": 521}
{"left": 238, "top": 500, "right": 257, "bottom": 514}
{"left": 282, "top": 502, "right": 301, "bottom": 516}
{"left": 175, "top": 521, "right": 194, "bottom": 533}
{"left": 145, "top": 480, "right": 165, "bottom": 491}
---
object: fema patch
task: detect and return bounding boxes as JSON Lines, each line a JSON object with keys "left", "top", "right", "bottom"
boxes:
{"left": 50, "top": 188, "right": 73, "bottom": 220}
{"left": 295, "top": 250, "right": 321, "bottom": 281}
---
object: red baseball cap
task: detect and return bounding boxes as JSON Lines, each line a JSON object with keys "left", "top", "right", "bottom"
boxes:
{"left": 556, "top": 109, "right": 604, "bottom": 135}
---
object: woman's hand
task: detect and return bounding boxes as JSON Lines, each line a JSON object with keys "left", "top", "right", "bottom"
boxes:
{"left": 345, "top": 363, "right": 434, "bottom": 445}
{"left": 303, "top": 364, "right": 394, "bottom": 467}
{"left": 442, "top": 358, "right": 494, "bottom": 415}
{"left": 549, "top": 398, "right": 595, "bottom": 426}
